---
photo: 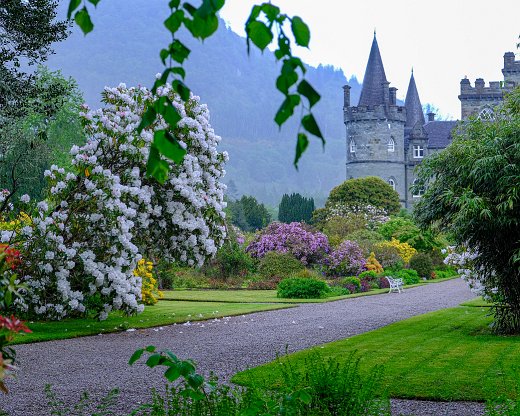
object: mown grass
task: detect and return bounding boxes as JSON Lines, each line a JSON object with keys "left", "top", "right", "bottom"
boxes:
{"left": 161, "top": 276, "right": 459, "bottom": 304}
{"left": 233, "top": 305, "right": 520, "bottom": 401}
{"left": 13, "top": 301, "right": 293, "bottom": 345}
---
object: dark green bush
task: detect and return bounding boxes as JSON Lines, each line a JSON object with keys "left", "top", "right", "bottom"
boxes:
{"left": 409, "top": 252, "right": 434, "bottom": 278}
{"left": 277, "top": 277, "right": 330, "bottom": 299}
{"left": 342, "top": 276, "right": 361, "bottom": 293}
{"left": 433, "top": 268, "right": 459, "bottom": 279}
{"left": 258, "top": 252, "right": 304, "bottom": 279}
{"left": 213, "top": 242, "right": 255, "bottom": 279}
{"left": 393, "top": 269, "right": 420, "bottom": 285}
{"left": 358, "top": 270, "right": 377, "bottom": 280}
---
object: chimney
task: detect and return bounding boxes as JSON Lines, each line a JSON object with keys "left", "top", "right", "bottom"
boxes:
{"left": 343, "top": 85, "right": 351, "bottom": 108}
{"left": 504, "top": 52, "right": 515, "bottom": 68}
{"left": 389, "top": 87, "right": 397, "bottom": 105}
{"left": 427, "top": 112, "right": 435, "bottom": 122}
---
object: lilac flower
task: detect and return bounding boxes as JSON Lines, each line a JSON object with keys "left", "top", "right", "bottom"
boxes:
{"left": 324, "top": 240, "right": 366, "bottom": 277}
{"left": 246, "top": 222, "right": 330, "bottom": 265}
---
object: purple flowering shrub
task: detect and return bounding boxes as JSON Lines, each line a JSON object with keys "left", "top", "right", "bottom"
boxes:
{"left": 246, "top": 222, "right": 330, "bottom": 266}
{"left": 324, "top": 240, "right": 366, "bottom": 277}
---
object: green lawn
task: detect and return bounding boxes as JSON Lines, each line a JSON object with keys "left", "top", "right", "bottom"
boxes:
{"left": 233, "top": 304, "right": 520, "bottom": 401}
{"left": 13, "top": 301, "right": 293, "bottom": 345}
{"left": 161, "top": 277, "right": 459, "bottom": 304}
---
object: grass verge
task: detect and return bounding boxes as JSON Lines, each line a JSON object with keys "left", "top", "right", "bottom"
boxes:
{"left": 233, "top": 304, "right": 520, "bottom": 401}
{"left": 161, "top": 277, "right": 459, "bottom": 304}
{"left": 13, "top": 301, "right": 293, "bottom": 345}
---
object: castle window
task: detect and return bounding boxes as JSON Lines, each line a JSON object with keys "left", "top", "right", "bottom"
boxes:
{"left": 412, "top": 179, "right": 425, "bottom": 198}
{"left": 388, "top": 178, "right": 396, "bottom": 190}
{"left": 413, "top": 145, "right": 424, "bottom": 159}
{"left": 387, "top": 138, "right": 395, "bottom": 152}
{"left": 349, "top": 140, "right": 356, "bottom": 154}
{"left": 478, "top": 107, "right": 494, "bottom": 120}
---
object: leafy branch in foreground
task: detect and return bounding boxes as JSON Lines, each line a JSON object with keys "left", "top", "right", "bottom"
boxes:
{"left": 67, "top": 0, "right": 323, "bottom": 182}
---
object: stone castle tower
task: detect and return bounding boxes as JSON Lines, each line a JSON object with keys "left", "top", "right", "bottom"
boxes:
{"left": 344, "top": 34, "right": 519, "bottom": 209}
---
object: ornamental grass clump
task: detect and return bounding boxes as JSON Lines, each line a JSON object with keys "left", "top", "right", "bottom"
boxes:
{"left": 246, "top": 222, "right": 329, "bottom": 266}
{"left": 324, "top": 240, "right": 366, "bottom": 277}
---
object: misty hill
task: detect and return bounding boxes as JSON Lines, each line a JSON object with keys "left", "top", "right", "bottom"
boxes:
{"left": 47, "top": 1, "right": 362, "bottom": 206}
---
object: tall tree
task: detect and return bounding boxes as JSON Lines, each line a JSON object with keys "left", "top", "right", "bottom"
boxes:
{"left": 0, "top": 0, "right": 68, "bottom": 118}
{"left": 278, "top": 193, "right": 315, "bottom": 223}
{"left": 414, "top": 86, "right": 520, "bottom": 334}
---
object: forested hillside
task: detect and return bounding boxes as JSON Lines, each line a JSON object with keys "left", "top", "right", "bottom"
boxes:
{"left": 47, "top": 0, "right": 362, "bottom": 205}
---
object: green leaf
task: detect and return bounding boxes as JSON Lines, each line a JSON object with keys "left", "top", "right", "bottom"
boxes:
{"left": 301, "top": 113, "right": 324, "bottom": 142}
{"left": 144, "top": 345, "right": 156, "bottom": 353}
{"left": 246, "top": 21, "right": 273, "bottom": 51}
{"left": 185, "top": 14, "right": 219, "bottom": 39}
{"left": 74, "top": 7, "right": 94, "bottom": 35}
{"left": 274, "top": 94, "right": 300, "bottom": 127}
{"left": 179, "top": 360, "right": 196, "bottom": 376}
{"left": 147, "top": 146, "right": 170, "bottom": 184}
{"left": 145, "top": 354, "right": 162, "bottom": 368}
{"left": 197, "top": 0, "right": 225, "bottom": 19}
{"left": 260, "top": 3, "right": 280, "bottom": 20}
{"left": 67, "top": 0, "right": 81, "bottom": 19}
{"left": 183, "top": 3, "right": 197, "bottom": 16}
{"left": 137, "top": 106, "right": 157, "bottom": 133}
{"left": 158, "top": 99, "right": 182, "bottom": 126}
{"left": 172, "top": 80, "right": 191, "bottom": 101}
{"left": 87, "top": 0, "right": 101, "bottom": 6}
{"left": 297, "top": 80, "right": 320, "bottom": 108}
{"left": 159, "top": 49, "right": 170, "bottom": 65}
{"left": 291, "top": 16, "right": 310, "bottom": 47}
{"left": 276, "top": 72, "right": 298, "bottom": 95}
{"left": 164, "top": 365, "right": 181, "bottom": 382}
{"left": 187, "top": 373, "right": 204, "bottom": 389}
{"left": 171, "top": 67, "right": 186, "bottom": 79}
{"left": 164, "top": 10, "right": 184, "bottom": 33}
{"left": 128, "top": 349, "right": 144, "bottom": 365}
{"left": 170, "top": 40, "right": 191, "bottom": 64}
{"left": 294, "top": 133, "right": 309, "bottom": 168}
{"left": 153, "top": 131, "right": 186, "bottom": 164}
{"left": 169, "top": 0, "right": 181, "bottom": 8}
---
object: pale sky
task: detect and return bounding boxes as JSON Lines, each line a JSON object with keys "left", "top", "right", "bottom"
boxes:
{"left": 220, "top": 0, "right": 519, "bottom": 119}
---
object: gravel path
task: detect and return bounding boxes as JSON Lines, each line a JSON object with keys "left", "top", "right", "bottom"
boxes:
{"left": 2, "top": 279, "right": 484, "bottom": 416}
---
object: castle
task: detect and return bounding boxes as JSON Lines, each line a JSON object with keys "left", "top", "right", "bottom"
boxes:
{"left": 343, "top": 34, "right": 520, "bottom": 208}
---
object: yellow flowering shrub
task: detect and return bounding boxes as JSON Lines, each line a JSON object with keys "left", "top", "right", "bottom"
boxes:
{"left": 134, "top": 259, "right": 163, "bottom": 305}
{"left": 365, "top": 252, "right": 383, "bottom": 273}
{"left": 375, "top": 238, "right": 417, "bottom": 264}
{"left": 0, "top": 212, "right": 32, "bottom": 231}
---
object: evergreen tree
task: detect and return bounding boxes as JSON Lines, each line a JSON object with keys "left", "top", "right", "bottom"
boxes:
{"left": 278, "top": 193, "right": 315, "bottom": 223}
{"left": 226, "top": 195, "right": 271, "bottom": 231}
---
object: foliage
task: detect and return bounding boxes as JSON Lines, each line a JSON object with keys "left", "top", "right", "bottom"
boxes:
{"left": 345, "top": 229, "right": 384, "bottom": 256}
{"left": 414, "top": 87, "right": 520, "bottom": 333}
{"left": 409, "top": 253, "right": 434, "bottom": 279}
{"left": 365, "top": 252, "right": 383, "bottom": 274}
{"left": 433, "top": 268, "right": 458, "bottom": 279}
{"left": 376, "top": 216, "right": 442, "bottom": 252}
{"left": 391, "top": 269, "right": 420, "bottom": 285}
{"left": 326, "top": 177, "right": 401, "bottom": 215}
{"left": 69, "top": 1, "right": 324, "bottom": 180}
{"left": 134, "top": 260, "right": 162, "bottom": 306}
{"left": 257, "top": 251, "right": 304, "bottom": 279}
{"left": 277, "top": 277, "right": 330, "bottom": 299}
{"left": 209, "top": 227, "right": 256, "bottom": 279}
{"left": 342, "top": 276, "right": 361, "bottom": 293}
{"left": 324, "top": 240, "right": 366, "bottom": 277}
{"left": 0, "top": 0, "right": 68, "bottom": 119}
{"left": 322, "top": 215, "right": 367, "bottom": 247}
{"left": 371, "top": 244, "right": 402, "bottom": 269}
{"left": 6, "top": 83, "right": 227, "bottom": 320}
{"left": 246, "top": 222, "right": 329, "bottom": 266}
{"left": 278, "top": 192, "right": 315, "bottom": 223}
{"left": 227, "top": 195, "right": 271, "bottom": 232}
{"left": 0, "top": 67, "right": 85, "bottom": 204}
{"left": 44, "top": 385, "right": 120, "bottom": 416}
{"left": 375, "top": 238, "right": 417, "bottom": 265}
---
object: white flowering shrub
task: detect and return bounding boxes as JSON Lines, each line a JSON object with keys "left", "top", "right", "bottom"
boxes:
{"left": 444, "top": 246, "right": 488, "bottom": 297}
{"left": 11, "top": 83, "right": 227, "bottom": 320}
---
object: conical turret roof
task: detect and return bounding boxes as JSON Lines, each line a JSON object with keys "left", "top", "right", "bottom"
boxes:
{"left": 358, "top": 34, "right": 388, "bottom": 106}
{"left": 405, "top": 71, "right": 425, "bottom": 127}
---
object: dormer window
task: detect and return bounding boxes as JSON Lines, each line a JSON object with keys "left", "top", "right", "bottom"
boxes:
{"left": 387, "top": 137, "right": 395, "bottom": 152}
{"left": 349, "top": 140, "right": 356, "bottom": 154}
{"left": 413, "top": 145, "right": 424, "bottom": 159}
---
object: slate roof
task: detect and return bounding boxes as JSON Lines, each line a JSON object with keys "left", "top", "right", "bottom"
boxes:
{"left": 358, "top": 35, "right": 388, "bottom": 107}
{"left": 424, "top": 121, "right": 459, "bottom": 148}
{"left": 405, "top": 72, "right": 425, "bottom": 127}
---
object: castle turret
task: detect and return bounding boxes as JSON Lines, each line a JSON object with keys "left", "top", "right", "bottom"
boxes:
{"left": 344, "top": 33, "right": 407, "bottom": 207}
{"left": 404, "top": 70, "right": 425, "bottom": 128}
{"left": 502, "top": 52, "right": 520, "bottom": 85}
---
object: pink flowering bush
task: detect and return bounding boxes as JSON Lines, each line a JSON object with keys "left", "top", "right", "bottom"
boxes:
{"left": 324, "top": 240, "right": 366, "bottom": 277}
{"left": 246, "top": 222, "right": 329, "bottom": 266}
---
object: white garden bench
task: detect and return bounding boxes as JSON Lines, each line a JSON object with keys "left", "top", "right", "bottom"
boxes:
{"left": 384, "top": 276, "right": 404, "bottom": 294}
